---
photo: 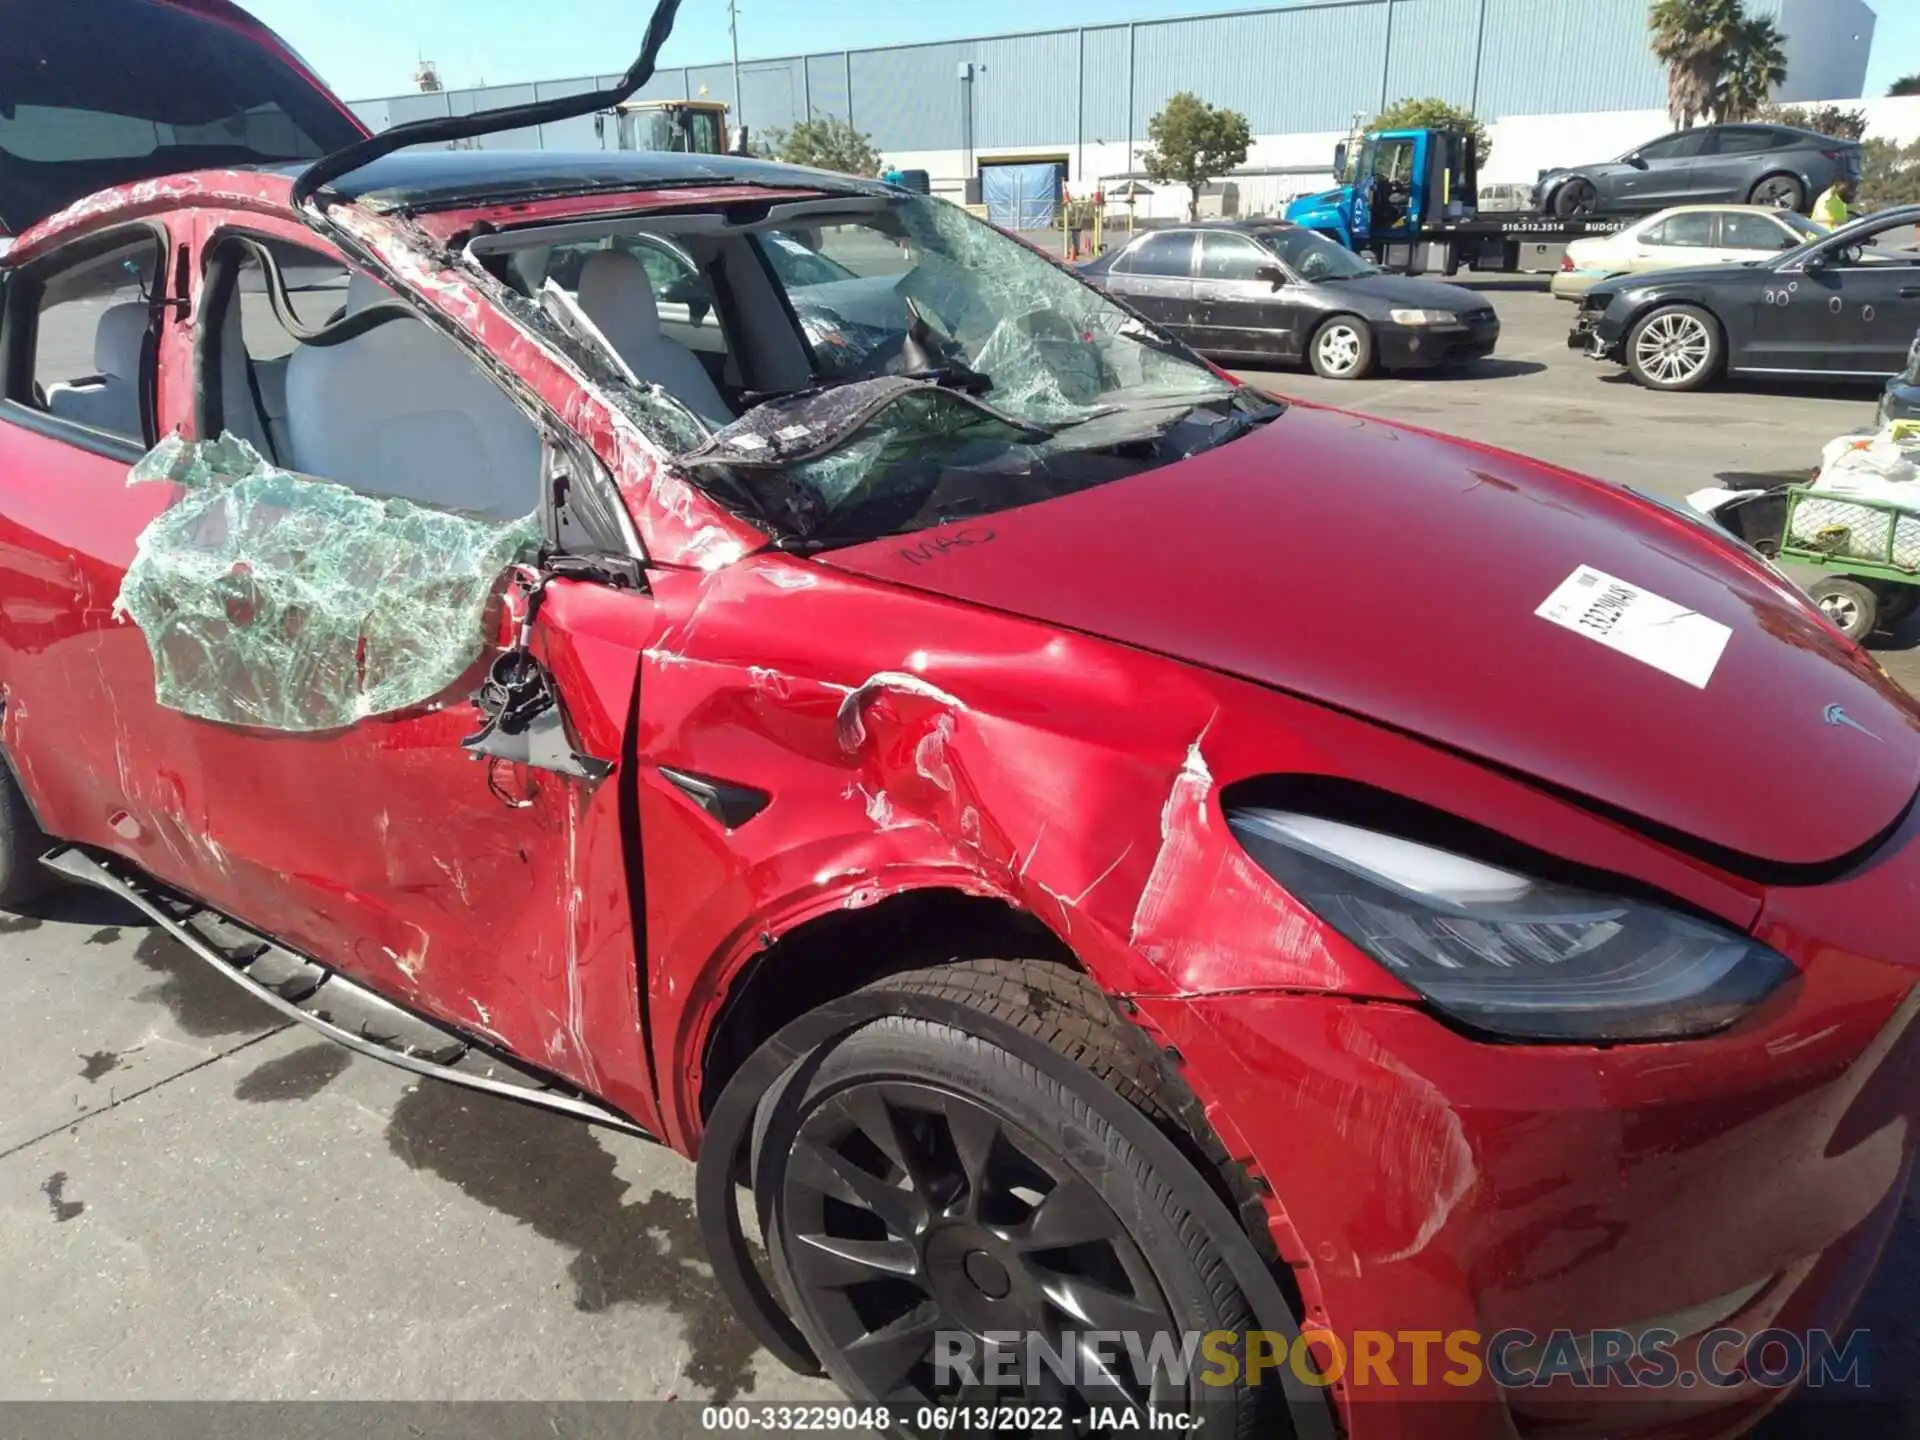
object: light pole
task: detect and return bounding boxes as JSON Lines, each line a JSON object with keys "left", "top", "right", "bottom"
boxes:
{"left": 729, "top": 0, "right": 742, "bottom": 145}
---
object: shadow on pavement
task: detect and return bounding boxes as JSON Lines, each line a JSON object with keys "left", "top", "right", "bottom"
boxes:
{"left": 1391, "top": 359, "right": 1548, "bottom": 382}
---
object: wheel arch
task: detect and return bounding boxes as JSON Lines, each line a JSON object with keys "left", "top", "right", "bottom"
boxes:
{"left": 1619, "top": 290, "right": 1728, "bottom": 344}
{"left": 1544, "top": 171, "right": 1597, "bottom": 211}
{"left": 692, "top": 885, "right": 1083, "bottom": 1128}
{"left": 691, "top": 887, "right": 1322, "bottom": 1342}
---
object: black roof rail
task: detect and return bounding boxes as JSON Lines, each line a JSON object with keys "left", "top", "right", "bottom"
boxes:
{"left": 291, "top": 0, "right": 684, "bottom": 217}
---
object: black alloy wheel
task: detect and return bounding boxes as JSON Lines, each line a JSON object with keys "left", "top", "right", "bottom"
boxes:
{"left": 776, "top": 1078, "right": 1180, "bottom": 1417}
{"left": 749, "top": 960, "right": 1282, "bottom": 1439}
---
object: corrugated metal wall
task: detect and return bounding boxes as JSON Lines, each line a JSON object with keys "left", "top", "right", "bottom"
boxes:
{"left": 1474, "top": 0, "right": 1665, "bottom": 117}
{"left": 349, "top": 0, "right": 1865, "bottom": 158}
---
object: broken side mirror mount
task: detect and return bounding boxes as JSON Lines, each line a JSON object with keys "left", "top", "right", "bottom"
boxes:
{"left": 1256, "top": 263, "right": 1286, "bottom": 289}
{"left": 1626, "top": 154, "right": 1649, "bottom": 170}
{"left": 461, "top": 572, "right": 614, "bottom": 784}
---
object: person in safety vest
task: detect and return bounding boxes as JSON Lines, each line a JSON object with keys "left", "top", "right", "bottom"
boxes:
{"left": 1813, "top": 177, "right": 1858, "bottom": 229}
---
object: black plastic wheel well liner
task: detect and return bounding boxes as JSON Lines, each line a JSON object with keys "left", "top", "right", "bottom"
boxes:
{"left": 696, "top": 891, "right": 1069, "bottom": 1120}
{"left": 692, "top": 989, "right": 1340, "bottom": 1438}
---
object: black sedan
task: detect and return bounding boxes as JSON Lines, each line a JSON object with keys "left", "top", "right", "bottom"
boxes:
{"left": 1535, "top": 122, "right": 1862, "bottom": 219}
{"left": 1079, "top": 222, "right": 1497, "bottom": 380}
{"left": 1571, "top": 204, "right": 1920, "bottom": 391}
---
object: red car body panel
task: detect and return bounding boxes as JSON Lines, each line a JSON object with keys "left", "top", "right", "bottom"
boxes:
{"left": 3, "top": 29, "right": 1918, "bottom": 1424}
{"left": 820, "top": 405, "right": 1920, "bottom": 871}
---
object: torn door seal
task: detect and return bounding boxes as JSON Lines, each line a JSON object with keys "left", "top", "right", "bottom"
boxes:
{"left": 290, "top": 0, "right": 686, "bottom": 214}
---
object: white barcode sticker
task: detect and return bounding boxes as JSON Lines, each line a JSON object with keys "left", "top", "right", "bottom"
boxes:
{"left": 1535, "top": 565, "right": 1731, "bottom": 689}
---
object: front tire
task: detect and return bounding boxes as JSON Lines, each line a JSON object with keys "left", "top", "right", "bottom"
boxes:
{"left": 752, "top": 961, "right": 1275, "bottom": 1437}
{"left": 1308, "top": 316, "right": 1375, "bottom": 380}
{"left": 1625, "top": 304, "right": 1724, "bottom": 391}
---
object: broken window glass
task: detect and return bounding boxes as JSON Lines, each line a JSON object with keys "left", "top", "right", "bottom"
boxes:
{"left": 677, "top": 377, "right": 1046, "bottom": 532}
{"left": 115, "top": 433, "right": 539, "bottom": 732}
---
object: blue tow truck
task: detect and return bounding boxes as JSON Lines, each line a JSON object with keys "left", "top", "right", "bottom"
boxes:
{"left": 1284, "top": 128, "right": 1629, "bottom": 275}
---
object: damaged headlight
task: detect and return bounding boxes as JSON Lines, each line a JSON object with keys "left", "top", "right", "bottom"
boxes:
{"left": 1228, "top": 809, "right": 1793, "bottom": 1043}
{"left": 1388, "top": 309, "right": 1460, "bottom": 327}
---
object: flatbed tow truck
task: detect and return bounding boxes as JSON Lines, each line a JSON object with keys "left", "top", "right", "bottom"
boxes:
{"left": 1284, "top": 127, "right": 1631, "bottom": 276}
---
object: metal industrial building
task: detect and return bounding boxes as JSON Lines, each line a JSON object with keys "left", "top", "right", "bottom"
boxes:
{"left": 349, "top": 0, "right": 1879, "bottom": 216}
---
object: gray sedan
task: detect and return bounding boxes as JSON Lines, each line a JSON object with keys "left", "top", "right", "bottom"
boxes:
{"left": 1079, "top": 222, "right": 1497, "bottom": 380}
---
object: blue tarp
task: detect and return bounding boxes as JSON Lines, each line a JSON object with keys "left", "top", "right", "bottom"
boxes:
{"left": 982, "top": 162, "right": 1063, "bottom": 230}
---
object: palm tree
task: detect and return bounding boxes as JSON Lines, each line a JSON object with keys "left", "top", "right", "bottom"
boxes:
{"left": 1649, "top": 0, "right": 1724, "bottom": 127}
{"left": 1716, "top": 16, "right": 1788, "bottom": 121}
{"left": 1647, "top": 0, "right": 1772, "bottom": 127}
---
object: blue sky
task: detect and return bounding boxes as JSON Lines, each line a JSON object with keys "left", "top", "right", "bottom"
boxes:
{"left": 244, "top": 0, "right": 1915, "bottom": 104}
{"left": 1864, "top": 0, "right": 1916, "bottom": 96}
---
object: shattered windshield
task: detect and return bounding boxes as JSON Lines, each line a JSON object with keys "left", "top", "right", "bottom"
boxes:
{"left": 504, "top": 194, "right": 1250, "bottom": 545}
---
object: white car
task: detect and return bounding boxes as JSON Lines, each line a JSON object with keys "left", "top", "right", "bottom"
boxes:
{"left": 1550, "top": 204, "right": 1824, "bottom": 301}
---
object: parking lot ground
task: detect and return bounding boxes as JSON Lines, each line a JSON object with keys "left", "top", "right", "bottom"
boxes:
{"left": 1233, "top": 278, "right": 1875, "bottom": 505}
{"left": 3, "top": 278, "right": 1917, "bottom": 1430}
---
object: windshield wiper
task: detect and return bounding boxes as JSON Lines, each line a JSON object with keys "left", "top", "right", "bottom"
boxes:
{"left": 902, "top": 360, "right": 995, "bottom": 396}
{"left": 1184, "top": 399, "right": 1286, "bottom": 456}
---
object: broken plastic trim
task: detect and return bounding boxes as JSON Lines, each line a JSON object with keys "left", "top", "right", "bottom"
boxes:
{"left": 462, "top": 651, "right": 614, "bottom": 782}
{"left": 290, "top": 0, "right": 686, "bottom": 214}
{"left": 460, "top": 567, "right": 615, "bottom": 782}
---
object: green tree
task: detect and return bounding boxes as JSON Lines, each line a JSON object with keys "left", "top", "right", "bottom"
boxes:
{"left": 1368, "top": 97, "right": 1492, "bottom": 168}
{"left": 1862, "top": 137, "right": 1920, "bottom": 210}
{"left": 1650, "top": 0, "right": 1735, "bottom": 127}
{"left": 1138, "top": 93, "right": 1252, "bottom": 221}
{"left": 1715, "top": 15, "right": 1787, "bottom": 120}
{"left": 1757, "top": 102, "right": 1868, "bottom": 141}
{"left": 1890, "top": 74, "right": 1920, "bottom": 98}
{"left": 764, "top": 116, "right": 881, "bottom": 176}
{"left": 1648, "top": 0, "right": 1787, "bottom": 126}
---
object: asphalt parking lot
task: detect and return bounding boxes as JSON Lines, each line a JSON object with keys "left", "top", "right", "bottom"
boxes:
{"left": 2, "top": 278, "right": 1915, "bottom": 1432}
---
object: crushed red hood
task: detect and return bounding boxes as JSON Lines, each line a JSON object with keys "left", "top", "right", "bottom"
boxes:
{"left": 821, "top": 403, "right": 1920, "bottom": 871}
